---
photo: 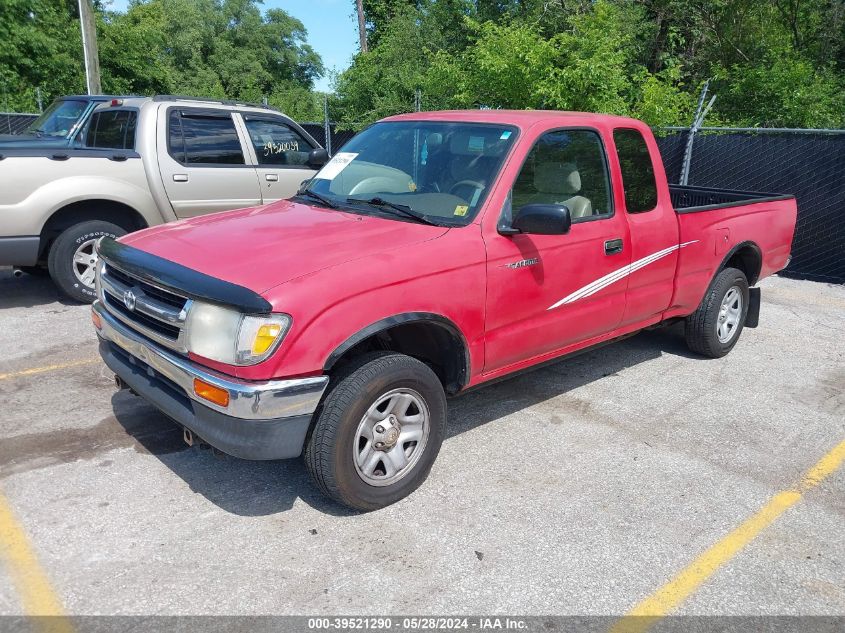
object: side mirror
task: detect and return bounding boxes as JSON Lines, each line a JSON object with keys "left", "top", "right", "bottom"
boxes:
{"left": 510, "top": 204, "right": 571, "bottom": 235}
{"left": 307, "top": 148, "right": 329, "bottom": 168}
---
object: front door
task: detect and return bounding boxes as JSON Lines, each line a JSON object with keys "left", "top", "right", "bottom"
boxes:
{"left": 239, "top": 115, "right": 318, "bottom": 203}
{"left": 158, "top": 107, "right": 262, "bottom": 218}
{"left": 483, "top": 128, "right": 631, "bottom": 374}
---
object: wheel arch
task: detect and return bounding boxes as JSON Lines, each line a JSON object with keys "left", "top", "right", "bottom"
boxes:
{"left": 691, "top": 240, "right": 760, "bottom": 315}
{"left": 722, "top": 241, "right": 763, "bottom": 286}
{"left": 38, "top": 199, "right": 148, "bottom": 259}
{"left": 324, "top": 313, "right": 471, "bottom": 395}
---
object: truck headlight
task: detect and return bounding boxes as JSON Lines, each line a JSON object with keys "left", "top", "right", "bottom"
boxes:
{"left": 186, "top": 302, "right": 291, "bottom": 366}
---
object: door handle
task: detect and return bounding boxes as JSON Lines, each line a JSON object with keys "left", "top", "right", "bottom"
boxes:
{"left": 604, "top": 238, "right": 624, "bottom": 255}
{"left": 173, "top": 174, "right": 188, "bottom": 182}
{"left": 265, "top": 173, "right": 279, "bottom": 182}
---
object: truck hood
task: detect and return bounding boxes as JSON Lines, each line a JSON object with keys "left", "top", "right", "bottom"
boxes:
{"left": 120, "top": 199, "right": 450, "bottom": 295}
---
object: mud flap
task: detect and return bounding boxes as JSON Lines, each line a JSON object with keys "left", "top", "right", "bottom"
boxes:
{"left": 746, "top": 287, "right": 761, "bottom": 328}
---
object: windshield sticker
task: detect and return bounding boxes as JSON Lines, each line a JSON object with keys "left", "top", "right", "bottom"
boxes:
{"left": 316, "top": 152, "right": 359, "bottom": 180}
{"left": 454, "top": 205, "right": 469, "bottom": 216}
{"left": 408, "top": 181, "right": 417, "bottom": 192}
{"left": 468, "top": 136, "right": 485, "bottom": 153}
{"left": 500, "top": 130, "right": 512, "bottom": 140}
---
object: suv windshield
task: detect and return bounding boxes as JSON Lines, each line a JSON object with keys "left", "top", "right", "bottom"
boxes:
{"left": 27, "top": 99, "right": 88, "bottom": 138}
{"left": 303, "top": 121, "right": 518, "bottom": 226}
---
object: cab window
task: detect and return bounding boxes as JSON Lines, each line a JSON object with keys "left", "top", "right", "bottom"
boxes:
{"left": 244, "top": 118, "right": 314, "bottom": 167}
{"left": 613, "top": 128, "right": 658, "bottom": 213}
{"left": 511, "top": 129, "right": 612, "bottom": 222}
{"left": 84, "top": 110, "right": 137, "bottom": 150}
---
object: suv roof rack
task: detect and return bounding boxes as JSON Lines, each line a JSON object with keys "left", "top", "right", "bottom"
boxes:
{"left": 151, "top": 95, "right": 275, "bottom": 110}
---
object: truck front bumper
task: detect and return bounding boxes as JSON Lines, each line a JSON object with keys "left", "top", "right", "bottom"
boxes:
{"left": 93, "top": 301, "right": 329, "bottom": 460}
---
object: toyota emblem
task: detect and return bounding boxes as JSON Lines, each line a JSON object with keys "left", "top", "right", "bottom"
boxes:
{"left": 123, "top": 290, "right": 137, "bottom": 311}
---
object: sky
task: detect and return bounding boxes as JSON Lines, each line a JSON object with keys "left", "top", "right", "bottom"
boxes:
{"left": 107, "top": 0, "right": 360, "bottom": 92}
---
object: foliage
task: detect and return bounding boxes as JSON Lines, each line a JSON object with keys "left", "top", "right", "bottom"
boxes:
{"left": 1, "top": 0, "right": 325, "bottom": 119}
{"left": 337, "top": 0, "right": 845, "bottom": 129}
{"left": 2, "top": 0, "right": 843, "bottom": 130}
{"left": 0, "top": 0, "right": 85, "bottom": 111}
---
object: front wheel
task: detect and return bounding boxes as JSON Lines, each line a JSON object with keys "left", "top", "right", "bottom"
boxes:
{"left": 305, "top": 352, "right": 447, "bottom": 511}
{"left": 47, "top": 220, "right": 126, "bottom": 303}
{"left": 684, "top": 267, "right": 750, "bottom": 358}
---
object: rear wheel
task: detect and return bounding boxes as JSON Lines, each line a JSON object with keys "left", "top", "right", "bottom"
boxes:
{"left": 305, "top": 352, "right": 447, "bottom": 511}
{"left": 47, "top": 220, "right": 126, "bottom": 303}
{"left": 685, "top": 267, "right": 749, "bottom": 358}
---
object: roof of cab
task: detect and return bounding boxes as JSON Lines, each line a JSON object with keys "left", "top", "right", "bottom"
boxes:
{"left": 382, "top": 109, "right": 644, "bottom": 130}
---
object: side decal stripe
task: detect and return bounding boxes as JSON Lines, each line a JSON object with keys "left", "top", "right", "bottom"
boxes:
{"left": 548, "top": 240, "right": 698, "bottom": 310}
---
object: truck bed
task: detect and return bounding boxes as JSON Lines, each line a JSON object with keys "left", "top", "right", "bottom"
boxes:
{"left": 669, "top": 184, "right": 793, "bottom": 214}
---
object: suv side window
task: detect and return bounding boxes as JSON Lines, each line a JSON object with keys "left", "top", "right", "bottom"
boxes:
{"left": 84, "top": 110, "right": 137, "bottom": 150}
{"left": 243, "top": 118, "right": 314, "bottom": 167}
{"left": 511, "top": 129, "right": 612, "bottom": 222}
{"left": 613, "top": 128, "right": 658, "bottom": 213}
{"left": 168, "top": 110, "right": 245, "bottom": 165}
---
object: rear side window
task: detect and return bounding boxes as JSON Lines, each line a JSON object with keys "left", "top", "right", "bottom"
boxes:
{"left": 613, "top": 128, "right": 658, "bottom": 213}
{"left": 244, "top": 118, "right": 313, "bottom": 166}
{"left": 84, "top": 110, "right": 136, "bottom": 150}
{"left": 168, "top": 111, "right": 245, "bottom": 165}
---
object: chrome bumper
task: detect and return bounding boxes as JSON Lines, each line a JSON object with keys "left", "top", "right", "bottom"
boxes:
{"left": 93, "top": 300, "right": 328, "bottom": 421}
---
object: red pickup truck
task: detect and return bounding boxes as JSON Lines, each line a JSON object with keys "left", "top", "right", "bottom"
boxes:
{"left": 91, "top": 110, "right": 797, "bottom": 510}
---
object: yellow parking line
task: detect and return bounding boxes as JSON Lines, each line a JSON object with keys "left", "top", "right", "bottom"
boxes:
{"left": 0, "top": 490, "right": 73, "bottom": 632}
{"left": 611, "top": 439, "right": 845, "bottom": 633}
{"left": 0, "top": 358, "right": 99, "bottom": 381}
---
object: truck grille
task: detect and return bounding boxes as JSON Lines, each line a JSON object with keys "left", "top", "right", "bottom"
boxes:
{"left": 98, "top": 262, "right": 191, "bottom": 353}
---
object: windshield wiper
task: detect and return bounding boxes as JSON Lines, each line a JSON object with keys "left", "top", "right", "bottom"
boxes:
{"left": 295, "top": 188, "right": 338, "bottom": 209}
{"left": 347, "top": 197, "right": 440, "bottom": 227}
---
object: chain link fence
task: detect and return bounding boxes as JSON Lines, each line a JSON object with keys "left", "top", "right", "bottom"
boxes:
{"left": 299, "top": 122, "right": 357, "bottom": 156}
{"left": 0, "top": 112, "right": 38, "bottom": 135}
{"left": 656, "top": 128, "right": 844, "bottom": 284}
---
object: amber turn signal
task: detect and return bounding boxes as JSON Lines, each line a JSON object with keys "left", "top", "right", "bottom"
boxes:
{"left": 91, "top": 309, "right": 102, "bottom": 330}
{"left": 193, "top": 378, "right": 230, "bottom": 408}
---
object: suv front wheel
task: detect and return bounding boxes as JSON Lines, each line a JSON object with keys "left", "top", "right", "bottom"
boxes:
{"left": 305, "top": 352, "right": 447, "bottom": 511}
{"left": 47, "top": 220, "right": 126, "bottom": 303}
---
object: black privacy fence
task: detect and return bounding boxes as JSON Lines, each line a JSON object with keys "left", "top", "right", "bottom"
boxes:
{"left": 656, "top": 129, "right": 845, "bottom": 284}
{"left": 299, "top": 122, "right": 356, "bottom": 157}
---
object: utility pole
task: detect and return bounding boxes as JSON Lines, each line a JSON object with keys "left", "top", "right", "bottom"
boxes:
{"left": 355, "top": 0, "right": 368, "bottom": 53}
{"left": 77, "top": 0, "right": 102, "bottom": 94}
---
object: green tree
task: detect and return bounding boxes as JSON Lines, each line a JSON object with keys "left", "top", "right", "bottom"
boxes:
{"left": 1, "top": 0, "right": 325, "bottom": 118}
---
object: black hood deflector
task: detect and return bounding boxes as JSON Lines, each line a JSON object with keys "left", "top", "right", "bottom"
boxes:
{"left": 97, "top": 237, "right": 272, "bottom": 314}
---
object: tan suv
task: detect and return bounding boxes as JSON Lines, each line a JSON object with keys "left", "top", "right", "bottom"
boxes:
{"left": 0, "top": 95, "right": 327, "bottom": 301}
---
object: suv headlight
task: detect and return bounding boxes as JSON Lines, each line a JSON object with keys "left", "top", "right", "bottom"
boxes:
{"left": 186, "top": 302, "right": 291, "bottom": 366}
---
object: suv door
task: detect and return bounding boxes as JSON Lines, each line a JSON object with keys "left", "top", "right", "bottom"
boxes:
{"left": 157, "top": 107, "right": 261, "bottom": 218}
{"left": 483, "top": 128, "right": 632, "bottom": 373}
{"left": 238, "top": 115, "right": 318, "bottom": 203}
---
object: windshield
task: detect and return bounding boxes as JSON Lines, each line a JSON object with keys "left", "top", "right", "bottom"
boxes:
{"left": 27, "top": 99, "right": 88, "bottom": 138}
{"left": 304, "top": 121, "right": 518, "bottom": 226}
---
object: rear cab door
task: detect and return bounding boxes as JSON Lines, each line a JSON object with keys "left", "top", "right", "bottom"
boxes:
{"left": 235, "top": 114, "right": 319, "bottom": 203}
{"left": 608, "top": 125, "right": 682, "bottom": 327}
{"left": 156, "top": 106, "right": 262, "bottom": 218}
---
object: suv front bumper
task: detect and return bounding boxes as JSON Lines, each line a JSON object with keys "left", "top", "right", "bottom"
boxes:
{"left": 93, "top": 300, "right": 328, "bottom": 460}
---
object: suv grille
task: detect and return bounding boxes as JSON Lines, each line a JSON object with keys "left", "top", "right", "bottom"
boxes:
{"left": 99, "top": 262, "right": 191, "bottom": 352}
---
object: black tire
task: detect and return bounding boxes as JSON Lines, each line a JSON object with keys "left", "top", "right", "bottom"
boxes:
{"left": 305, "top": 352, "right": 447, "bottom": 511}
{"left": 47, "top": 220, "right": 126, "bottom": 303}
{"left": 685, "top": 267, "right": 750, "bottom": 358}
